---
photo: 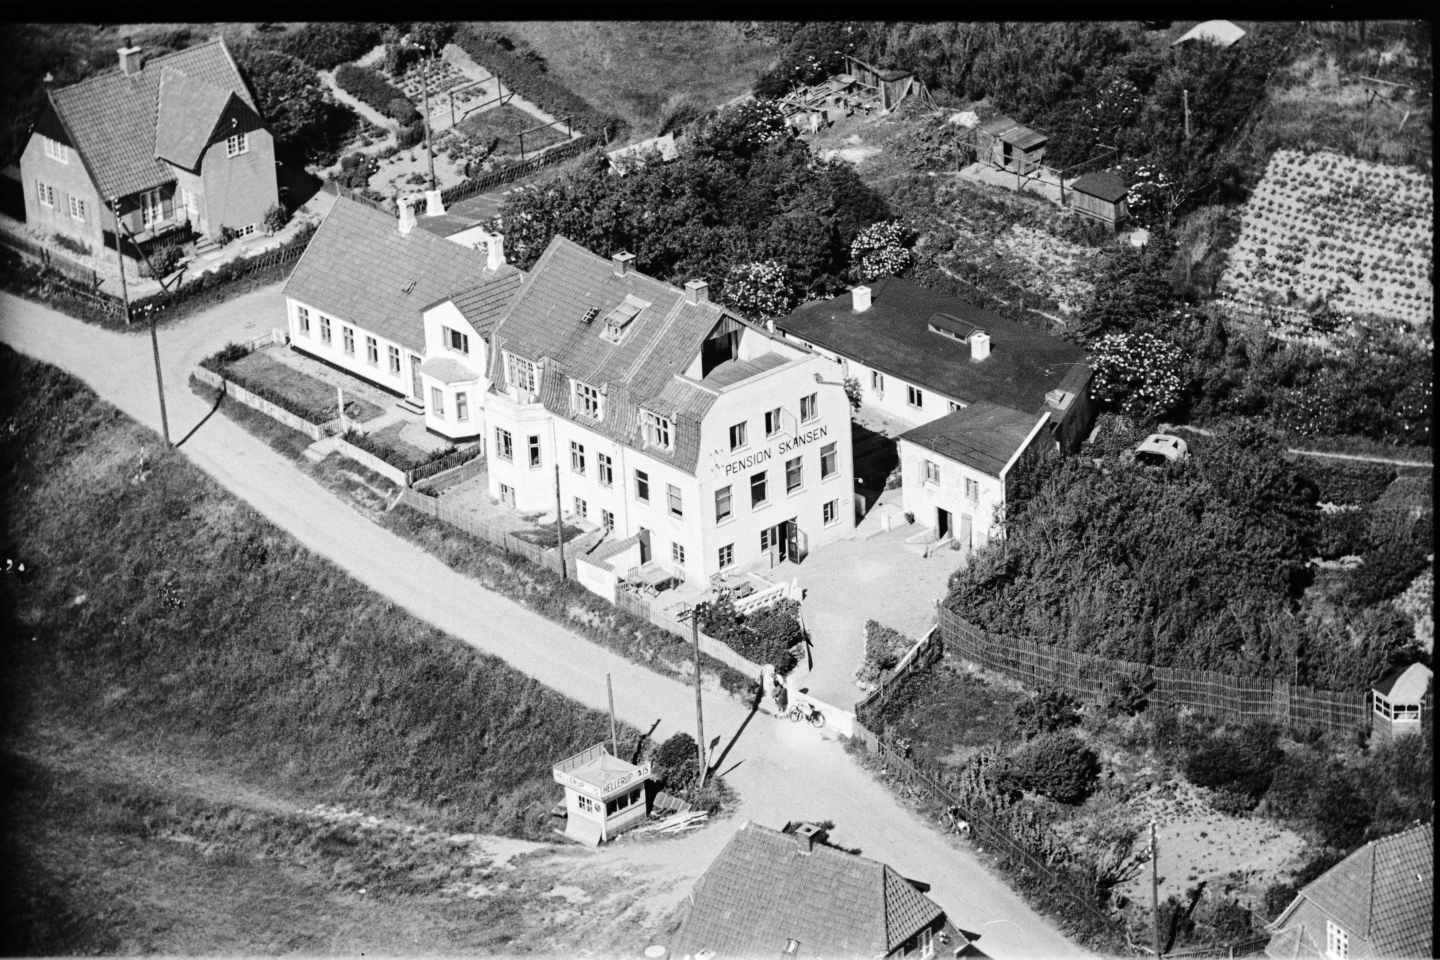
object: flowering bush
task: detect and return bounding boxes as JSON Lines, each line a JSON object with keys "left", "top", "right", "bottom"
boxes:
{"left": 850, "top": 219, "right": 915, "bottom": 282}
{"left": 1394, "top": 563, "right": 1433, "bottom": 651}
{"left": 721, "top": 260, "right": 795, "bottom": 319}
{"left": 1088, "top": 331, "right": 1184, "bottom": 420}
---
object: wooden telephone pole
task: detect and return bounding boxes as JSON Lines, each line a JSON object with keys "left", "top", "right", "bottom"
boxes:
{"left": 606, "top": 672, "right": 618, "bottom": 756}
{"left": 1182, "top": 89, "right": 1192, "bottom": 140}
{"left": 553, "top": 462, "right": 567, "bottom": 579}
{"left": 421, "top": 44, "right": 437, "bottom": 191}
{"left": 692, "top": 612, "right": 706, "bottom": 789}
{"left": 111, "top": 197, "right": 171, "bottom": 449}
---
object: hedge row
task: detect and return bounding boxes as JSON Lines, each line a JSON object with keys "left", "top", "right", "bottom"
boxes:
{"left": 451, "top": 26, "right": 625, "bottom": 141}
{"left": 279, "top": 22, "right": 386, "bottom": 71}
{"left": 341, "top": 427, "right": 459, "bottom": 474}
{"left": 201, "top": 345, "right": 332, "bottom": 425}
{"left": 334, "top": 64, "right": 418, "bottom": 124}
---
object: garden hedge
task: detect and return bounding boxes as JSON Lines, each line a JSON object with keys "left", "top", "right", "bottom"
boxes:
{"left": 334, "top": 64, "right": 416, "bottom": 124}
{"left": 280, "top": 22, "right": 385, "bottom": 71}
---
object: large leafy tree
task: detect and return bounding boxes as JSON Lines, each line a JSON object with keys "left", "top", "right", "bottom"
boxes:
{"left": 235, "top": 45, "right": 352, "bottom": 166}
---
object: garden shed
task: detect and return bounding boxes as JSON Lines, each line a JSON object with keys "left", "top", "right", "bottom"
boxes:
{"left": 1069, "top": 170, "right": 1129, "bottom": 226}
{"left": 842, "top": 55, "right": 921, "bottom": 113}
{"left": 1370, "top": 662, "right": 1430, "bottom": 742}
{"left": 974, "top": 116, "right": 1048, "bottom": 175}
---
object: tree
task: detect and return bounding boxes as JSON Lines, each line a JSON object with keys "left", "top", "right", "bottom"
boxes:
{"left": 235, "top": 46, "right": 351, "bottom": 165}
{"left": 653, "top": 732, "right": 699, "bottom": 791}
{"left": 721, "top": 260, "right": 795, "bottom": 319}
{"left": 1002, "top": 731, "right": 1100, "bottom": 804}
{"left": 1088, "top": 331, "right": 1184, "bottom": 420}
{"left": 1012, "top": 689, "right": 1082, "bottom": 739}
{"left": 849, "top": 219, "right": 915, "bottom": 282}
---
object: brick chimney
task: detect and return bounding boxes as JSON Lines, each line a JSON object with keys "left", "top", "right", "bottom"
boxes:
{"left": 786, "top": 821, "right": 829, "bottom": 853}
{"left": 397, "top": 196, "right": 416, "bottom": 236}
{"left": 612, "top": 251, "right": 635, "bottom": 277}
{"left": 969, "top": 330, "right": 991, "bottom": 361}
{"left": 851, "top": 285, "right": 872, "bottom": 313}
{"left": 684, "top": 279, "right": 709, "bottom": 304}
{"left": 117, "top": 41, "right": 142, "bottom": 76}
{"left": 423, "top": 189, "right": 445, "bottom": 217}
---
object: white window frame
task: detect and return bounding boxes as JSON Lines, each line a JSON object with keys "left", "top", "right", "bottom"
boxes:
{"left": 140, "top": 188, "right": 163, "bottom": 228}
{"left": 729, "top": 421, "right": 748, "bottom": 451}
{"left": 444, "top": 326, "right": 470, "bottom": 354}
{"left": 764, "top": 407, "right": 782, "bottom": 437}
{"left": 296, "top": 305, "right": 310, "bottom": 336}
{"left": 44, "top": 136, "right": 69, "bottom": 164}
{"left": 601, "top": 508, "right": 614, "bottom": 531}
{"left": 573, "top": 496, "right": 587, "bottom": 518}
{"left": 948, "top": 400, "right": 963, "bottom": 413}
{"left": 366, "top": 335, "right": 379, "bottom": 365}
{"left": 800, "top": 392, "right": 818, "bottom": 423}
{"left": 68, "top": 195, "right": 86, "bottom": 222}
{"left": 871, "top": 370, "right": 885, "bottom": 394}
{"left": 388, "top": 344, "right": 401, "bottom": 374}
{"left": 226, "top": 131, "right": 248, "bottom": 157}
{"left": 528, "top": 434, "right": 542, "bottom": 469}
{"left": 918, "top": 926, "right": 935, "bottom": 960}
{"left": 507, "top": 353, "right": 538, "bottom": 395}
{"left": 907, "top": 384, "right": 924, "bottom": 408}
{"left": 342, "top": 326, "right": 355, "bottom": 356}
{"left": 715, "top": 485, "right": 732, "bottom": 523}
{"left": 785, "top": 455, "right": 803, "bottom": 494}
{"left": 430, "top": 386, "right": 445, "bottom": 418}
{"left": 456, "top": 391, "right": 469, "bottom": 422}
{"left": 823, "top": 499, "right": 838, "bottom": 525}
{"left": 570, "top": 440, "right": 586, "bottom": 475}
{"left": 319, "top": 315, "right": 332, "bottom": 344}
{"left": 35, "top": 179, "right": 55, "bottom": 208}
{"left": 667, "top": 483, "right": 683, "bottom": 518}
{"left": 597, "top": 452, "right": 614, "bottom": 487}
{"left": 718, "top": 543, "right": 734, "bottom": 569}
{"left": 573, "top": 380, "right": 603, "bottom": 420}
{"left": 671, "top": 541, "right": 686, "bottom": 565}
{"left": 924, "top": 460, "right": 940, "bottom": 484}
{"left": 751, "top": 470, "right": 768, "bottom": 507}
{"left": 635, "top": 469, "right": 650, "bottom": 502}
{"left": 495, "top": 428, "right": 513, "bottom": 462}
{"left": 820, "top": 442, "right": 837, "bottom": 479}
{"left": 1325, "top": 921, "right": 1347, "bottom": 960}
{"left": 643, "top": 410, "right": 673, "bottom": 450}
{"left": 964, "top": 477, "right": 979, "bottom": 501}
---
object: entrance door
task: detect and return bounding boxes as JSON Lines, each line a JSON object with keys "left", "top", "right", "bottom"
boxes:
{"left": 408, "top": 354, "right": 423, "bottom": 400}
{"left": 638, "top": 527, "right": 651, "bottom": 564}
{"left": 937, "top": 508, "right": 952, "bottom": 540}
{"left": 785, "top": 518, "right": 807, "bottom": 563}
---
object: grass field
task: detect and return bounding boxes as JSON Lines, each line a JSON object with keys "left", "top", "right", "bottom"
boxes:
{"left": 457, "top": 103, "right": 570, "bottom": 158}
{"left": 482, "top": 21, "right": 776, "bottom": 136}
{"left": 1, "top": 344, "right": 648, "bottom": 952}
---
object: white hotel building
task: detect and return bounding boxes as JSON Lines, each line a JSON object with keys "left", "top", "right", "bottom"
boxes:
{"left": 447, "top": 236, "right": 857, "bottom": 586}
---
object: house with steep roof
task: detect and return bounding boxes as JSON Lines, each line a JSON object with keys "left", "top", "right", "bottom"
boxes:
{"left": 672, "top": 820, "right": 965, "bottom": 960}
{"left": 466, "top": 236, "right": 856, "bottom": 585}
{"left": 282, "top": 195, "right": 523, "bottom": 441}
{"left": 1266, "top": 821, "right": 1431, "bottom": 960}
{"left": 21, "top": 37, "right": 278, "bottom": 257}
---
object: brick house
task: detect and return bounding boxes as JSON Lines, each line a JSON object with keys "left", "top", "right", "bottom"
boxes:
{"left": 20, "top": 37, "right": 278, "bottom": 257}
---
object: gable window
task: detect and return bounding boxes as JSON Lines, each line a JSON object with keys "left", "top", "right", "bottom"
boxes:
{"left": 507, "top": 353, "right": 537, "bottom": 395}
{"left": 226, "top": 132, "right": 248, "bottom": 158}
{"left": 443, "top": 326, "right": 469, "bottom": 354}
{"left": 388, "top": 345, "right": 401, "bottom": 374}
{"left": 729, "top": 421, "right": 747, "bottom": 451}
{"left": 667, "top": 483, "right": 683, "bottom": 518}
{"left": 366, "top": 336, "right": 378, "bottom": 365}
{"left": 1325, "top": 921, "right": 1347, "bottom": 960}
{"left": 965, "top": 478, "right": 979, "bottom": 501}
{"left": 319, "top": 315, "right": 332, "bottom": 344}
{"left": 342, "top": 326, "right": 355, "bottom": 356}
{"left": 764, "top": 407, "right": 782, "bottom": 437}
{"left": 573, "top": 380, "right": 603, "bottom": 420}
{"left": 43, "top": 137, "right": 69, "bottom": 163}
{"left": 456, "top": 392, "right": 469, "bottom": 422}
{"left": 643, "top": 411, "right": 673, "bottom": 450}
{"left": 528, "top": 434, "right": 542, "bottom": 469}
{"left": 570, "top": 440, "right": 586, "bottom": 474}
{"left": 495, "top": 427, "right": 513, "bottom": 461}
{"left": 823, "top": 499, "right": 839, "bottom": 525}
{"left": 718, "top": 543, "right": 734, "bottom": 569}
{"left": 635, "top": 469, "right": 650, "bottom": 502}
{"left": 671, "top": 541, "right": 686, "bottom": 565}
{"left": 800, "top": 392, "right": 818, "bottom": 423}
{"left": 35, "top": 180, "right": 55, "bottom": 208}
{"left": 750, "top": 470, "right": 768, "bottom": 507}
{"left": 820, "top": 442, "right": 837, "bottom": 479}
{"left": 948, "top": 400, "right": 963, "bottom": 413}
{"left": 430, "top": 387, "right": 445, "bottom": 418}
{"left": 924, "top": 460, "right": 940, "bottom": 484}
{"left": 715, "top": 485, "right": 732, "bottom": 523}
{"left": 907, "top": 385, "right": 924, "bottom": 408}
{"left": 871, "top": 370, "right": 885, "bottom": 394}
{"left": 68, "top": 195, "right": 86, "bottom": 222}
{"left": 785, "top": 456, "right": 803, "bottom": 493}
{"left": 597, "top": 452, "right": 614, "bottom": 487}
{"left": 296, "top": 305, "right": 310, "bottom": 336}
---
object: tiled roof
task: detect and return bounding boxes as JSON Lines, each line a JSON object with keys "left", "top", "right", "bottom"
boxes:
{"left": 899, "top": 401, "right": 1044, "bottom": 477}
{"left": 153, "top": 67, "right": 235, "bottom": 171}
{"left": 775, "top": 277, "right": 1088, "bottom": 417}
{"left": 414, "top": 212, "right": 484, "bottom": 237}
{"left": 1072, "top": 170, "right": 1128, "bottom": 203}
{"left": 672, "top": 821, "right": 944, "bottom": 959}
{"left": 451, "top": 271, "right": 525, "bottom": 340}
{"left": 283, "top": 197, "right": 499, "bottom": 353}
{"left": 488, "top": 236, "right": 739, "bottom": 473}
{"left": 1273, "top": 822, "right": 1432, "bottom": 959}
{"left": 48, "top": 37, "right": 255, "bottom": 199}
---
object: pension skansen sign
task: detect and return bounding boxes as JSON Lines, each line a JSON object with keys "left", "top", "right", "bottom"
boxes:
{"left": 719, "top": 424, "right": 831, "bottom": 476}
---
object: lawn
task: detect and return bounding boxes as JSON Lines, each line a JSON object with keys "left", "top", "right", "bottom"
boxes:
{"left": 482, "top": 21, "right": 777, "bottom": 136}
{"left": 456, "top": 103, "right": 570, "bottom": 158}
{"left": 224, "top": 348, "right": 384, "bottom": 423}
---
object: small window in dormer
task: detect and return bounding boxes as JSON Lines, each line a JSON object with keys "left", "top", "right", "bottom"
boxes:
{"left": 642, "top": 410, "right": 673, "bottom": 450}
{"left": 600, "top": 295, "right": 648, "bottom": 343}
{"left": 573, "top": 380, "right": 603, "bottom": 420}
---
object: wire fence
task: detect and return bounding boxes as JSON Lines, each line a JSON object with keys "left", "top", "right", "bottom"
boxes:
{"left": 439, "top": 132, "right": 604, "bottom": 207}
{"left": 395, "top": 486, "right": 569, "bottom": 576}
{"left": 0, "top": 229, "right": 103, "bottom": 289}
{"left": 853, "top": 626, "right": 944, "bottom": 725}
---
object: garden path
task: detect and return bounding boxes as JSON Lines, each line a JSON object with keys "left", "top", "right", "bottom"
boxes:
{"left": 0, "top": 286, "right": 1091, "bottom": 960}
{"left": 317, "top": 69, "right": 399, "bottom": 133}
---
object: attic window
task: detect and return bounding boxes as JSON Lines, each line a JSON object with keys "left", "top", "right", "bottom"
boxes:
{"left": 782, "top": 940, "right": 801, "bottom": 956}
{"left": 927, "top": 312, "right": 981, "bottom": 342}
{"left": 642, "top": 410, "right": 673, "bottom": 450}
{"left": 600, "top": 295, "right": 648, "bottom": 344}
{"left": 581, "top": 306, "right": 601, "bottom": 325}
{"left": 401, "top": 278, "right": 418, "bottom": 295}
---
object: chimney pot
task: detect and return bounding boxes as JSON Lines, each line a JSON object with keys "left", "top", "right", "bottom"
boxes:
{"left": 424, "top": 189, "right": 444, "bottom": 217}
{"left": 612, "top": 251, "right": 635, "bottom": 277}
{"left": 117, "top": 44, "right": 143, "bottom": 76}
{"left": 485, "top": 230, "right": 506, "bottom": 271}
{"left": 969, "top": 330, "right": 991, "bottom": 362}
{"left": 684, "top": 279, "right": 709, "bottom": 304}
{"left": 397, "top": 196, "right": 416, "bottom": 236}
{"left": 851, "top": 285, "right": 872, "bottom": 313}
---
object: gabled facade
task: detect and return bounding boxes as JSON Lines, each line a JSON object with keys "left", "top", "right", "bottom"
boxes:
{"left": 21, "top": 37, "right": 278, "bottom": 254}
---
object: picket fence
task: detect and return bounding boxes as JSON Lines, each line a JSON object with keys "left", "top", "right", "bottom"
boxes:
{"left": 853, "top": 626, "right": 944, "bottom": 725}
{"left": 192, "top": 366, "right": 327, "bottom": 442}
{"left": 439, "top": 133, "right": 604, "bottom": 206}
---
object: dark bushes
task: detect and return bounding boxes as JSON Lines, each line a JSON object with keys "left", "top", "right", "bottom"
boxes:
{"left": 695, "top": 598, "right": 806, "bottom": 675}
{"left": 1182, "top": 721, "right": 1282, "bottom": 804}
{"left": 652, "top": 733, "right": 699, "bottom": 792}
{"left": 280, "top": 22, "right": 385, "bottom": 71}
{"left": 1002, "top": 731, "right": 1101, "bottom": 804}
{"left": 334, "top": 64, "right": 416, "bottom": 123}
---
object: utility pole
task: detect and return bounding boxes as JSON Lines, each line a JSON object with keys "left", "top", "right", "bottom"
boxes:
{"left": 1182, "top": 89, "right": 1192, "bottom": 140}
{"left": 606, "top": 673, "right": 618, "bottom": 756}
{"left": 553, "top": 461, "right": 567, "bottom": 579}
{"left": 1151, "top": 820, "right": 1162, "bottom": 959}
{"left": 692, "top": 610, "right": 707, "bottom": 789}
{"left": 421, "top": 44, "right": 436, "bottom": 191}
{"left": 110, "top": 197, "right": 131, "bottom": 325}
{"left": 112, "top": 197, "right": 171, "bottom": 448}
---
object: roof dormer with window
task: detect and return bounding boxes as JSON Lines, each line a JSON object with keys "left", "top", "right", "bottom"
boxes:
{"left": 599, "top": 295, "right": 649, "bottom": 345}
{"left": 641, "top": 409, "right": 674, "bottom": 451}
{"left": 572, "top": 378, "right": 605, "bottom": 421}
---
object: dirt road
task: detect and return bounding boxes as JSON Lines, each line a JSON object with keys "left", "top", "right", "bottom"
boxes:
{"left": 0, "top": 288, "right": 1089, "bottom": 960}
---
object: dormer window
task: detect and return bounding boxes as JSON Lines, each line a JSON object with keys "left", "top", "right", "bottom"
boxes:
{"left": 642, "top": 410, "right": 673, "bottom": 450}
{"left": 507, "top": 353, "right": 538, "bottom": 395}
{"left": 443, "top": 326, "right": 469, "bottom": 354}
{"left": 573, "top": 379, "right": 604, "bottom": 420}
{"left": 600, "top": 295, "right": 648, "bottom": 344}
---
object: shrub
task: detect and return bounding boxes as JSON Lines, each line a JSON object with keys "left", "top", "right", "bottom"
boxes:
{"left": 262, "top": 203, "right": 288, "bottom": 234}
{"left": 856, "top": 620, "right": 911, "bottom": 686}
{"left": 1315, "top": 507, "right": 1373, "bottom": 560}
{"left": 397, "top": 121, "right": 426, "bottom": 149}
{"left": 337, "top": 151, "right": 380, "bottom": 189}
{"left": 1012, "top": 688, "right": 1082, "bottom": 739}
{"left": 850, "top": 218, "right": 915, "bottom": 282}
{"left": 50, "top": 233, "right": 90, "bottom": 257}
{"left": 138, "top": 244, "right": 183, "bottom": 279}
{"left": 720, "top": 260, "right": 795, "bottom": 320}
{"left": 842, "top": 377, "right": 862, "bottom": 410}
{"left": 695, "top": 598, "right": 804, "bottom": 675}
{"left": 218, "top": 225, "right": 241, "bottom": 245}
{"left": 205, "top": 342, "right": 251, "bottom": 367}
{"left": 1340, "top": 538, "right": 1430, "bottom": 608}
{"left": 1298, "top": 459, "right": 1396, "bottom": 505}
{"left": 279, "top": 22, "right": 384, "bottom": 71}
{"left": 1089, "top": 330, "right": 1185, "bottom": 420}
{"left": 334, "top": 64, "right": 415, "bottom": 122}
{"left": 652, "top": 732, "right": 699, "bottom": 791}
{"left": 1306, "top": 765, "right": 1371, "bottom": 848}
{"left": 1002, "top": 731, "right": 1101, "bottom": 804}
{"left": 1262, "top": 882, "right": 1298, "bottom": 920}
{"left": 1182, "top": 721, "right": 1282, "bottom": 799}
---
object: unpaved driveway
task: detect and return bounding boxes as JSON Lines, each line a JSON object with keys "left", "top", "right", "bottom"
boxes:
{"left": 0, "top": 288, "right": 1090, "bottom": 960}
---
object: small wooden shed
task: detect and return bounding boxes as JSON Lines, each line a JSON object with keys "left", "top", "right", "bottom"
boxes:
{"left": 1371, "top": 662, "right": 1431, "bottom": 742}
{"left": 975, "top": 116, "right": 1048, "bottom": 175}
{"left": 1069, "top": 170, "right": 1129, "bottom": 226}
{"left": 843, "top": 55, "right": 919, "bottom": 113}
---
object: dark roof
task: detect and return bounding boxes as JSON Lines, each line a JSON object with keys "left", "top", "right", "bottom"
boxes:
{"left": 1372, "top": 662, "right": 1431, "bottom": 701}
{"left": 450, "top": 272, "right": 525, "bottom": 340}
{"left": 898, "top": 402, "right": 1044, "bottom": 476}
{"left": 283, "top": 197, "right": 512, "bottom": 353}
{"left": 489, "top": 236, "right": 744, "bottom": 473}
{"left": 1072, "top": 170, "right": 1128, "bottom": 203}
{"left": 998, "top": 124, "right": 1048, "bottom": 150}
{"left": 47, "top": 37, "right": 255, "bottom": 199}
{"left": 775, "top": 277, "right": 1088, "bottom": 417}
{"left": 672, "top": 821, "right": 944, "bottom": 959}
{"left": 1271, "top": 822, "right": 1432, "bottom": 958}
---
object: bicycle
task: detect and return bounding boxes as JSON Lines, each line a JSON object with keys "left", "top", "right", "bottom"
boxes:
{"left": 787, "top": 702, "right": 825, "bottom": 728}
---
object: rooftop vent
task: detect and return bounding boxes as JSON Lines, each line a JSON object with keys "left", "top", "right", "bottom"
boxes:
{"left": 784, "top": 820, "right": 829, "bottom": 852}
{"left": 850, "top": 285, "right": 871, "bottom": 313}
{"left": 423, "top": 189, "right": 445, "bottom": 217}
{"left": 397, "top": 195, "right": 416, "bottom": 236}
{"left": 600, "top": 295, "right": 648, "bottom": 343}
{"left": 401, "top": 277, "right": 417, "bottom": 295}
{"left": 612, "top": 251, "right": 635, "bottom": 277}
{"left": 927, "top": 312, "right": 980, "bottom": 342}
{"left": 581, "top": 306, "right": 601, "bottom": 325}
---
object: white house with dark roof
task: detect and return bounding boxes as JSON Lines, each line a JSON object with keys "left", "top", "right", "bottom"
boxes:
{"left": 281, "top": 195, "right": 523, "bottom": 441}
{"left": 469, "top": 236, "right": 856, "bottom": 585}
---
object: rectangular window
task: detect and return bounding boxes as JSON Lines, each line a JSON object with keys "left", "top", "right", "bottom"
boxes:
{"left": 507, "top": 353, "right": 537, "bottom": 394}
{"left": 226, "top": 132, "right": 248, "bottom": 157}
{"left": 800, "top": 392, "right": 818, "bottom": 423}
{"left": 495, "top": 429, "right": 513, "bottom": 461}
{"left": 366, "top": 336, "right": 378, "bottom": 365}
{"left": 240, "top": 223, "right": 256, "bottom": 237}
{"left": 948, "top": 400, "right": 963, "bottom": 413}
{"left": 715, "top": 485, "right": 732, "bottom": 523}
{"left": 319, "top": 315, "right": 332, "bottom": 344}
{"left": 643, "top": 411, "right": 673, "bottom": 450}
{"left": 750, "top": 471, "right": 768, "bottom": 507}
{"left": 35, "top": 180, "right": 54, "bottom": 207}
{"left": 430, "top": 387, "right": 444, "bottom": 418}
{"left": 601, "top": 508, "right": 614, "bottom": 531}
{"left": 528, "top": 435, "right": 542, "bottom": 469}
{"left": 296, "top": 306, "right": 310, "bottom": 336}
{"left": 342, "top": 326, "right": 355, "bottom": 355}
{"left": 823, "top": 499, "right": 839, "bottom": 525}
{"left": 924, "top": 460, "right": 940, "bottom": 484}
{"left": 764, "top": 407, "right": 782, "bottom": 437}
{"left": 444, "top": 326, "right": 469, "bottom": 354}
{"left": 872, "top": 370, "right": 885, "bottom": 394}
{"left": 140, "top": 188, "right": 162, "bottom": 227}
{"left": 907, "top": 385, "right": 924, "bottom": 408}
{"left": 667, "top": 483, "right": 683, "bottom": 518}
{"left": 1325, "top": 922, "right": 1347, "bottom": 960}
{"left": 570, "top": 440, "right": 586, "bottom": 474}
{"left": 671, "top": 542, "right": 686, "bottom": 565}
{"left": 597, "top": 453, "right": 614, "bottom": 487}
{"left": 573, "top": 380, "right": 603, "bottom": 420}
{"left": 729, "top": 421, "right": 747, "bottom": 451}
{"left": 718, "top": 543, "right": 734, "bottom": 569}
{"left": 67, "top": 195, "right": 85, "bottom": 221}
{"left": 635, "top": 469, "right": 650, "bottom": 502}
{"left": 456, "top": 391, "right": 469, "bottom": 422}
{"left": 388, "top": 344, "right": 401, "bottom": 374}
{"left": 785, "top": 456, "right": 803, "bottom": 493}
{"left": 965, "top": 478, "right": 979, "bottom": 501}
{"left": 820, "top": 442, "right": 837, "bottom": 479}
{"left": 43, "top": 137, "right": 69, "bottom": 163}
{"left": 573, "top": 496, "right": 587, "bottom": 518}
{"left": 760, "top": 527, "right": 773, "bottom": 552}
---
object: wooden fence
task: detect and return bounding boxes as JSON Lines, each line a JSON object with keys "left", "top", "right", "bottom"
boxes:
{"left": 0, "top": 229, "right": 103, "bottom": 289}
{"left": 854, "top": 626, "right": 944, "bottom": 724}
{"left": 395, "top": 486, "right": 566, "bottom": 575}
{"left": 192, "top": 366, "right": 327, "bottom": 442}
{"left": 439, "top": 132, "right": 604, "bottom": 207}
{"left": 940, "top": 607, "right": 1368, "bottom": 737}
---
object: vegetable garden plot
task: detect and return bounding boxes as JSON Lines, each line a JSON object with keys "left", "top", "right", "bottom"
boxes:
{"left": 1218, "top": 149, "right": 1433, "bottom": 330}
